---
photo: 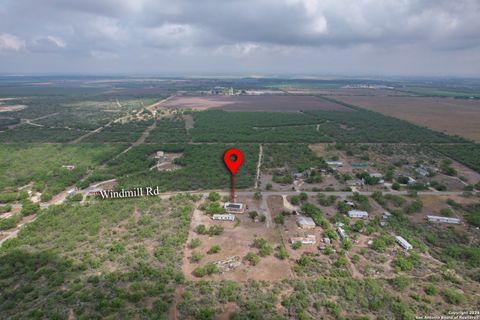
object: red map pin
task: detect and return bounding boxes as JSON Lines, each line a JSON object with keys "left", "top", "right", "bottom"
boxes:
{"left": 224, "top": 148, "right": 243, "bottom": 201}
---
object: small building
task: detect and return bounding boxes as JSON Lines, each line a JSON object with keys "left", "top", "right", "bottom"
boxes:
{"left": 224, "top": 202, "right": 245, "bottom": 213}
{"left": 323, "top": 237, "right": 331, "bottom": 244}
{"left": 290, "top": 235, "right": 316, "bottom": 245}
{"left": 382, "top": 211, "right": 392, "bottom": 220}
{"left": 212, "top": 214, "right": 235, "bottom": 221}
{"left": 395, "top": 236, "right": 413, "bottom": 250}
{"left": 347, "top": 179, "right": 364, "bottom": 187}
{"left": 335, "top": 222, "right": 345, "bottom": 228}
{"left": 293, "top": 172, "right": 305, "bottom": 179}
{"left": 427, "top": 215, "right": 461, "bottom": 224}
{"left": 326, "top": 161, "right": 343, "bottom": 167}
{"left": 62, "top": 165, "right": 76, "bottom": 170}
{"left": 352, "top": 163, "right": 368, "bottom": 167}
{"left": 416, "top": 167, "right": 429, "bottom": 177}
{"left": 348, "top": 210, "right": 369, "bottom": 219}
{"left": 337, "top": 227, "right": 347, "bottom": 239}
{"left": 297, "top": 216, "right": 316, "bottom": 229}
{"left": 407, "top": 177, "right": 416, "bottom": 185}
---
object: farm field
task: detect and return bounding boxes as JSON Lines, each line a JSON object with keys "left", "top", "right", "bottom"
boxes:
{"left": 332, "top": 95, "right": 480, "bottom": 142}
{"left": 163, "top": 95, "right": 353, "bottom": 112}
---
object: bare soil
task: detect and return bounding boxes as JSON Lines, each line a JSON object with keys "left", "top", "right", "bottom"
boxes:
{"left": 182, "top": 196, "right": 294, "bottom": 282}
{"left": 163, "top": 95, "right": 352, "bottom": 112}
{"left": 333, "top": 95, "right": 480, "bottom": 142}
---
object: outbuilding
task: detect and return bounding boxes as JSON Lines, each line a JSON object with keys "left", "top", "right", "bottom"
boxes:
{"left": 297, "top": 216, "right": 316, "bottom": 229}
{"left": 212, "top": 214, "right": 235, "bottom": 221}
{"left": 427, "top": 215, "right": 460, "bottom": 224}
{"left": 348, "top": 210, "right": 369, "bottom": 219}
{"left": 395, "top": 236, "right": 413, "bottom": 250}
{"left": 224, "top": 202, "right": 245, "bottom": 213}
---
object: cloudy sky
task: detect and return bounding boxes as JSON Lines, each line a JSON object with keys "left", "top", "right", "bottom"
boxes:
{"left": 0, "top": 0, "right": 479, "bottom": 76}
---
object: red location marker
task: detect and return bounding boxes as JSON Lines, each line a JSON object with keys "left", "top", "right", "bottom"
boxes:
{"left": 224, "top": 148, "right": 243, "bottom": 201}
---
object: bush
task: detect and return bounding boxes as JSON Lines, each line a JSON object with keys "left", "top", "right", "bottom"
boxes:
{"left": 299, "top": 192, "right": 308, "bottom": 201}
{"left": 424, "top": 285, "right": 438, "bottom": 296}
{"left": 207, "top": 244, "right": 221, "bottom": 254}
{"left": 0, "top": 214, "right": 20, "bottom": 230}
{"left": 207, "top": 192, "right": 220, "bottom": 202}
{"left": 259, "top": 215, "right": 266, "bottom": 223}
{"left": 244, "top": 252, "right": 260, "bottom": 266}
{"left": 21, "top": 200, "right": 40, "bottom": 216}
{"left": 440, "top": 208, "right": 453, "bottom": 217}
{"left": 196, "top": 307, "right": 216, "bottom": 320}
{"left": 0, "top": 204, "right": 12, "bottom": 213}
{"left": 392, "top": 276, "right": 412, "bottom": 290}
{"left": 266, "top": 183, "right": 272, "bottom": 190}
{"left": 253, "top": 191, "right": 262, "bottom": 200}
{"left": 196, "top": 224, "right": 207, "bottom": 234}
{"left": 248, "top": 211, "right": 258, "bottom": 220}
{"left": 443, "top": 289, "right": 465, "bottom": 305}
{"left": 276, "top": 245, "right": 289, "bottom": 260}
{"left": 292, "top": 241, "right": 302, "bottom": 250}
{"left": 343, "top": 239, "right": 352, "bottom": 251}
{"left": 274, "top": 214, "right": 284, "bottom": 225}
{"left": 290, "top": 196, "right": 300, "bottom": 205}
{"left": 207, "top": 225, "right": 224, "bottom": 236}
{"left": 190, "top": 251, "right": 203, "bottom": 263}
{"left": 189, "top": 238, "right": 201, "bottom": 249}
{"left": 392, "top": 182, "right": 401, "bottom": 190}
{"left": 193, "top": 266, "right": 206, "bottom": 277}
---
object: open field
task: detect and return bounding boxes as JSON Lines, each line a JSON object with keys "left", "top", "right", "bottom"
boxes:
{"left": 163, "top": 95, "right": 352, "bottom": 112}
{"left": 333, "top": 95, "right": 480, "bottom": 142}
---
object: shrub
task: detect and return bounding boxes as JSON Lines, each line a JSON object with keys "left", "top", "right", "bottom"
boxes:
{"left": 299, "top": 192, "right": 308, "bottom": 201}
{"left": 259, "top": 215, "right": 266, "bottom": 223}
{"left": 392, "top": 276, "right": 412, "bottom": 290}
{"left": 440, "top": 208, "right": 453, "bottom": 217}
{"left": 276, "top": 246, "right": 289, "bottom": 260}
{"left": 266, "top": 183, "right": 272, "bottom": 190}
{"left": 190, "top": 252, "right": 203, "bottom": 263}
{"left": 253, "top": 191, "right": 262, "bottom": 200}
{"left": 290, "top": 196, "right": 300, "bottom": 205}
{"left": 292, "top": 241, "right": 302, "bottom": 250}
{"left": 392, "top": 182, "right": 401, "bottom": 190}
{"left": 443, "top": 289, "right": 465, "bottom": 305}
{"left": 424, "top": 285, "right": 438, "bottom": 296}
{"left": 0, "top": 214, "right": 20, "bottom": 230}
{"left": 274, "top": 214, "right": 284, "bottom": 225}
{"left": 207, "top": 244, "right": 221, "bottom": 254}
{"left": 207, "top": 192, "right": 220, "bottom": 202}
{"left": 244, "top": 252, "right": 260, "bottom": 266}
{"left": 342, "top": 239, "right": 352, "bottom": 251}
{"left": 21, "top": 200, "right": 40, "bottom": 216}
{"left": 205, "top": 263, "right": 219, "bottom": 275}
{"left": 189, "top": 238, "right": 201, "bottom": 249}
{"left": 0, "top": 204, "right": 12, "bottom": 213}
{"left": 207, "top": 225, "right": 224, "bottom": 236}
{"left": 196, "top": 224, "right": 207, "bottom": 234}
{"left": 248, "top": 211, "right": 258, "bottom": 220}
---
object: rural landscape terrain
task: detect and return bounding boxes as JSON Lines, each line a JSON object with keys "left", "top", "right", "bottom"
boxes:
{"left": 0, "top": 76, "right": 479, "bottom": 320}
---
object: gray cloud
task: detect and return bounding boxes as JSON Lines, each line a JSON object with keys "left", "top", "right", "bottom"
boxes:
{"left": 0, "top": 0, "right": 479, "bottom": 75}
